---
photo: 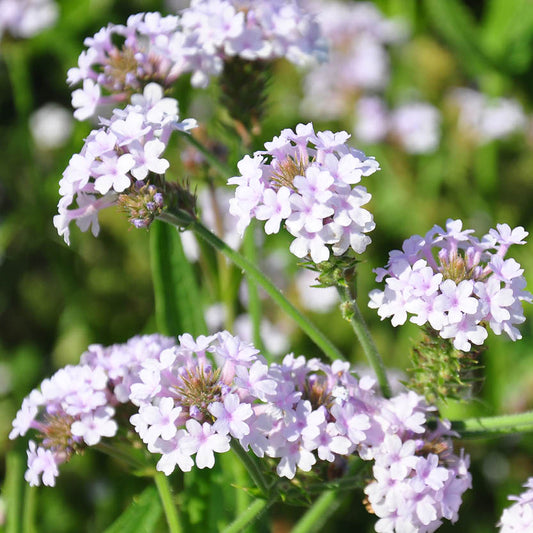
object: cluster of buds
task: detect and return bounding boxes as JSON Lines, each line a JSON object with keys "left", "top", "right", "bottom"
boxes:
{"left": 118, "top": 182, "right": 165, "bottom": 229}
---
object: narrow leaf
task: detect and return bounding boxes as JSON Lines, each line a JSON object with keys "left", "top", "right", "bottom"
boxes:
{"left": 104, "top": 486, "right": 162, "bottom": 533}
{"left": 150, "top": 220, "right": 207, "bottom": 337}
{"left": 424, "top": 0, "right": 498, "bottom": 77}
{"left": 4, "top": 451, "right": 24, "bottom": 533}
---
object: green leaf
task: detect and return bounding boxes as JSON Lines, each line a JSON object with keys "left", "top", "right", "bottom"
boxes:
{"left": 3, "top": 451, "right": 24, "bottom": 533}
{"left": 104, "top": 486, "right": 162, "bottom": 533}
{"left": 150, "top": 220, "right": 207, "bottom": 337}
{"left": 424, "top": 0, "right": 499, "bottom": 78}
{"left": 482, "top": 0, "right": 533, "bottom": 73}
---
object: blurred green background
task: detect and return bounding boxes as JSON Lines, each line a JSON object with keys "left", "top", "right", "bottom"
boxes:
{"left": 2, "top": 0, "right": 533, "bottom": 531}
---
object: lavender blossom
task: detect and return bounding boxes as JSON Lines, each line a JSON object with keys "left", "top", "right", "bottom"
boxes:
{"left": 68, "top": 3, "right": 325, "bottom": 119}
{"left": 10, "top": 334, "right": 176, "bottom": 486}
{"left": 11, "top": 330, "right": 472, "bottom": 532}
{"left": 10, "top": 365, "right": 116, "bottom": 486}
{"left": 365, "top": 392, "right": 472, "bottom": 532}
{"left": 450, "top": 88, "right": 527, "bottom": 144}
{"left": 54, "top": 83, "right": 196, "bottom": 244}
{"left": 0, "top": 0, "right": 58, "bottom": 39}
{"left": 128, "top": 331, "right": 275, "bottom": 473}
{"left": 353, "top": 96, "right": 389, "bottom": 145}
{"left": 369, "top": 219, "right": 532, "bottom": 351}
{"left": 389, "top": 102, "right": 441, "bottom": 154}
{"left": 129, "top": 332, "right": 385, "bottom": 479}
{"left": 301, "top": 0, "right": 406, "bottom": 119}
{"left": 67, "top": 13, "right": 182, "bottom": 120}
{"left": 228, "top": 123, "right": 379, "bottom": 263}
{"left": 498, "top": 478, "right": 533, "bottom": 532}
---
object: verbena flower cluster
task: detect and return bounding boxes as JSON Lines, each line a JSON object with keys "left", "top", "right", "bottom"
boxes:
{"left": 9, "top": 334, "right": 176, "bottom": 487}
{"left": 68, "top": 1, "right": 325, "bottom": 120}
{"left": 450, "top": 88, "right": 527, "bottom": 144}
{"left": 302, "top": 0, "right": 405, "bottom": 119}
{"left": 364, "top": 392, "right": 471, "bottom": 532}
{"left": 54, "top": 83, "right": 196, "bottom": 244}
{"left": 11, "top": 332, "right": 471, "bottom": 532}
{"left": 355, "top": 98, "right": 441, "bottom": 154}
{"left": 369, "top": 219, "right": 532, "bottom": 351}
{"left": 228, "top": 123, "right": 380, "bottom": 263}
{"left": 498, "top": 478, "right": 533, "bottom": 532}
{"left": 0, "top": 0, "right": 58, "bottom": 40}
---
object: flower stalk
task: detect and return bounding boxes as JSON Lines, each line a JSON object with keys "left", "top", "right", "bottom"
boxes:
{"left": 154, "top": 471, "right": 183, "bottom": 533}
{"left": 336, "top": 285, "right": 391, "bottom": 398}
{"left": 230, "top": 441, "right": 270, "bottom": 497}
{"left": 452, "top": 410, "right": 533, "bottom": 439}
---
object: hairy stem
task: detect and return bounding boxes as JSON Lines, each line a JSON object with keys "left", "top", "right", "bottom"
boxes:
{"left": 337, "top": 285, "right": 391, "bottom": 398}
{"left": 221, "top": 498, "right": 273, "bottom": 533}
{"left": 452, "top": 410, "right": 533, "bottom": 438}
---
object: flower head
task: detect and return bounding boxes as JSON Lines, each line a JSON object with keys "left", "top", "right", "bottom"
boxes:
{"left": 370, "top": 219, "right": 532, "bottom": 351}
{"left": 498, "top": 478, "right": 533, "bottom": 532}
{"left": 10, "top": 334, "right": 176, "bottom": 486}
{"left": 54, "top": 83, "right": 196, "bottom": 244}
{"left": 228, "top": 123, "right": 379, "bottom": 263}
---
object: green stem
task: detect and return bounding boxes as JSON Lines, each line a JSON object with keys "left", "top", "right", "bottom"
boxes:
{"left": 290, "top": 490, "right": 341, "bottom": 533}
{"left": 230, "top": 441, "right": 269, "bottom": 497}
{"left": 243, "top": 223, "right": 264, "bottom": 352}
{"left": 5, "top": 451, "right": 24, "bottom": 533}
{"left": 158, "top": 211, "right": 346, "bottom": 362}
{"left": 22, "top": 486, "right": 37, "bottom": 533}
{"left": 3, "top": 44, "right": 33, "bottom": 117}
{"left": 337, "top": 286, "right": 391, "bottom": 398}
{"left": 291, "top": 458, "right": 366, "bottom": 533}
{"left": 221, "top": 498, "right": 273, "bottom": 533}
{"left": 177, "top": 131, "right": 235, "bottom": 180}
{"left": 452, "top": 411, "right": 533, "bottom": 439}
{"left": 153, "top": 472, "right": 183, "bottom": 533}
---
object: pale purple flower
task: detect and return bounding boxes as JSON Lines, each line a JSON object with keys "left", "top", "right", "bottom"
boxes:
{"left": 130, "top": 398, "right": 182, "bottom": 446}
{"left": 389, "top": 102, "right": 441, "bottom": 154}
{"left": 370, "top": 219, "right": 531, "bottom": 350}
{"left": 180, "top": 420, "right": 231, "bottom": 469}
{"left": 0, "top": 0, "right": 58, "bottom": 39}
{"left": 301, "top": 0, "right": 405, "bottom": 120}
{"left": 354, "top": 96, "right": 389, "bottom": 144}
{"left": 70, "top": 406, "right": 118, "bottom": 446}
{"left": 71, "top": 79, "right": 101, "bottom": 121}
{"left": 208, "top": 393, "right": 253, "bottom": 439}
{"left": 56, "top": 83, "right": 196, "bottom": 244}
{"left": 255, "top": 187, "right": 292, "bottom": 234}
{"left": 229, "top": 124, "right": 379, "bottom": 263}
{"left": 450, "top": 88, "right": 527, "bottom": 144}
{"left": 154, "top": 432, "right": 195, "bottom": 474}
{"left": 434, "top": 279, "right": 478, "bottom": 323}
{"left": 498, "top": 478, "right": 533, "bottom": 532}
{"left": 25, "top": 441, "right": 60, "bottom": 487}
{"left": 68, "top": 4, "right": 325, "bottom": 120}
{"left": 365, "top": 392, "right": 471, "bottom": 532}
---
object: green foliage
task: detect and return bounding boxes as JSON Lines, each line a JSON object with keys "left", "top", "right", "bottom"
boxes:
{"left": 150, "top": 220, "right": 207, "bottom": 337}
{"left": 103, "top": 486, "right": 162, "bottom": 533}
